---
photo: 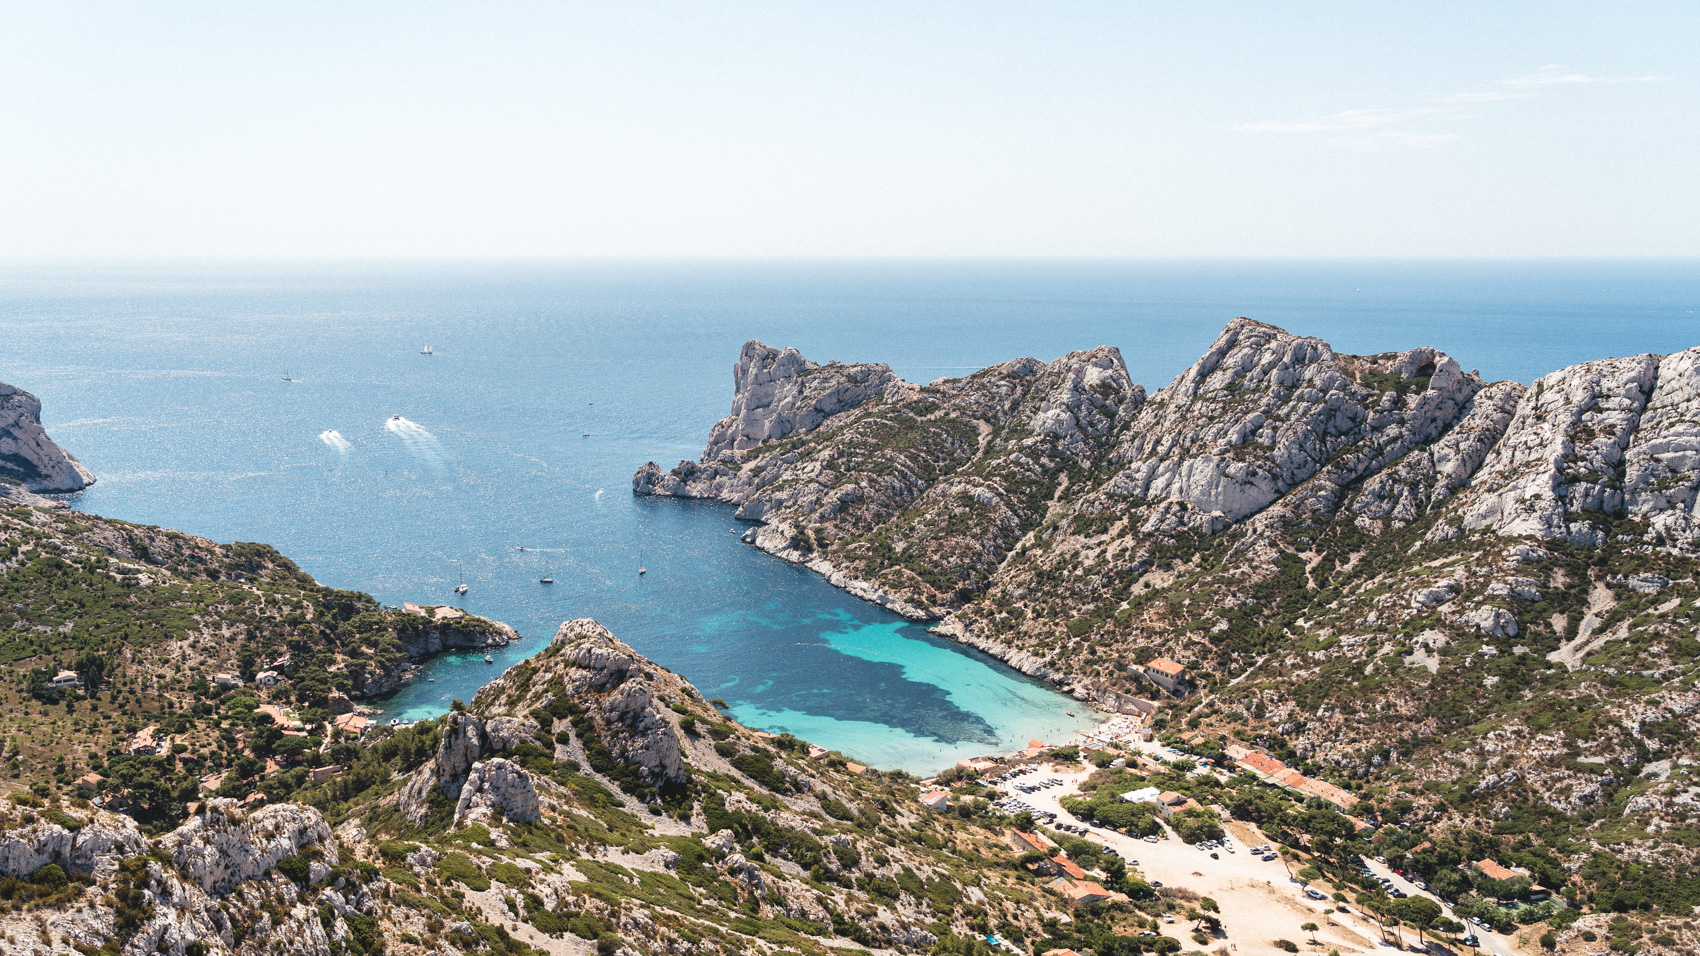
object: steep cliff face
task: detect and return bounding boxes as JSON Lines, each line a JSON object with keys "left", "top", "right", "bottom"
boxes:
{"left": 474, "top": 619, "right": 689, "bottom": 795}
{"left": 633, "top": 320, "right": 1700, "bottom": 891}
{"left": 702, "top": 339, "right": 900, "bottom": 461}
{"left": 0, "top": 382, "right": 95, "bottom": 495}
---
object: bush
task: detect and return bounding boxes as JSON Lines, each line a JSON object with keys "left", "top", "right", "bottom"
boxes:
{"left": 1275, "top": 940, "right": 1299, "bottom": 953}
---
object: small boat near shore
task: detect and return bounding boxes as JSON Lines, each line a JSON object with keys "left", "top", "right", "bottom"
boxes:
{"left": 484, "top": 654, "right": 494, "bottom": 663}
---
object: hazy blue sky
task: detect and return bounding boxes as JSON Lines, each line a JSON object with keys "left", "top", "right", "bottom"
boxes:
{"left": 2, "top": 2, "right": 1694, "bottom": 258}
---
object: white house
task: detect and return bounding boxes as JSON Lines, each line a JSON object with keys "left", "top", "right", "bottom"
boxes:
{"left": 1120, "top": 786, "right": 1162, "bottom": 805}
{"left": 919, "top": 789, "right": 950, "bottom": 810}
{"left": 213, "top": 673, "right": 241, "bottom": 688}
{"left": 255, "top": 670, "right": 281, "bottom": 687}
{"left": 49, "top": 670, "right": 83, "bottom": 690}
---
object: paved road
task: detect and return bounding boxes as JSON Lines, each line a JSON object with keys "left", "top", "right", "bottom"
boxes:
{"left": 1361, "top": 859, "right": 1513, "bottom": 956}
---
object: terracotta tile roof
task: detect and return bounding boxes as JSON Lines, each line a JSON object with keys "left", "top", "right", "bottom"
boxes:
{"left": 1050, "top": 878, "right": 1128, "bottom": 905}
{"left": 1157, "top": 791, "right": 1187, "bottom": 805}
{"left": 1053, "top": 854, "right": 1088, "bottom": 880}
{"left": 1010, "top": 830, "right": 1050, "bottom": 854}
{"left": 1475, "top": 859, "right": 1520, "bottom": 882}
{"left": 1146, "top": 658, "right": 1186, "bottom": 676}
{"left": 845, "top": 762, "right": 867, "bottom": 774}
{"left": 1239, "top": 752, "right": 1288, "bottom": 776}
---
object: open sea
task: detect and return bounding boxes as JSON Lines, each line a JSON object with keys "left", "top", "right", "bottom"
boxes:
{"left": 4, "top": 260, "right": 1696, "bottom": 773}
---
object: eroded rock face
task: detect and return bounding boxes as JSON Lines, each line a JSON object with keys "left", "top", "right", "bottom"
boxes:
{"left": 703, "top": 340, "right": 898, "bottom": 460}
{"left": 1105, "top": 320, "right": 1482, "bottom": 534}
{"left": 160, "top": 801, "right": 335, "bottom": 896}
{"left": 0, "top": 807, "right": 146, "bottom": 878}
{"left": 1624, "top": 346, "right": 1700, "bottom": 541}
{"left": 454, "top": 758, "right": 541, "bottom": 825}
{"left": 0, "top": 382, "right": 96, "bottom": 492}
{"left": 473, "top": 619, "right": 689, "bottom": 795}
{"left": 1460, "top": 353, "right": 1661, "bottom": 541}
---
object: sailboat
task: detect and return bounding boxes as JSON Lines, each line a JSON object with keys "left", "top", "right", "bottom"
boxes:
{"left": 421, "top": 345, "right": 434, "bottom": 355}
{"left": 282, "top": 369, "right": 293, "bottom": 382}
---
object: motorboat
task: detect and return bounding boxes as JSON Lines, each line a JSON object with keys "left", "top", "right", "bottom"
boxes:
{"left": 484, "top": 654, "right": 494, "bottom": 663}
{"left": 539, "top": 577, "right": 554, "bottom": 584}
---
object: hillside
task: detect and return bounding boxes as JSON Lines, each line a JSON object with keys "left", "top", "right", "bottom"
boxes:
{"left": 634, "top": 320, "right": 1700, "bottom": 946}
{"left": 0, "top": 502, "right": 515, "bottom": 831}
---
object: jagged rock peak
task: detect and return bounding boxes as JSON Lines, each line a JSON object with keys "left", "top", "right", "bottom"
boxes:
{"left": 159, "top": 800, "right": 335, "bottom": 896}
{"left": 0, "top": 381, "right": 96, "bottom": 494}
{"left": 475, "top": 619, "right": 688, "bottom": 793}
{"left": 1104, "top": 317, "right": 1481, "bottom": 533}
{"left": 1459, "top": 353, "right": 1662, "bottom": 544}
{"left": 702, "top": 339, "right": 900, "bottom": 461}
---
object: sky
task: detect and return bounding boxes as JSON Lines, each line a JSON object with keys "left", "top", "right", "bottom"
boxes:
{"left": 0, "top": 2, "right": 1695, "bottom": 258}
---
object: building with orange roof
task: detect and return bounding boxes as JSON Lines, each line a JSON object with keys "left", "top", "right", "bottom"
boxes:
{"left": 1474, "top": 859, "right": 1527, "bottom": 882}
{"left": 1008, "top": 829, "right": 1051, "bottom": 855}
{"left": 1052, "top": 854, "right": 1088, "bottom": 880}
{"left": 1141, "top": 658, "right": 1189, "bottom": 695}
{"left": 1050, "top": 878, "right": 1128, "bottom": 906}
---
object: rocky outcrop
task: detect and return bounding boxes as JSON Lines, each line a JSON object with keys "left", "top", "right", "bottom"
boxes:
{"left": 454, "top": 757, "right": 542, "bottom": 824}
{"left": 394, "top": 617, "right": 517, "bottom": 657}
{"left": 0, "top": 806, "right": 146, "bottom": 878}
{"left": 473, "top": 619, "right": 689, "bottom": 795}
{"left": 1624, "top": 346, "right": 1700, "bottom": 541}
{"left": 0, "top": 382, "right": 95, "bottom": 494}
{"left": 160, "top": 800, "right": 335, "bottom": 895}
{"left": 1459, "top": 353, "right": 1661, "bottom": 543}
{"left": 702, "top": 340, "right": 898, "bottom": 461}
{"left": 397, "top": 710, "right": 545, "bottom": 824}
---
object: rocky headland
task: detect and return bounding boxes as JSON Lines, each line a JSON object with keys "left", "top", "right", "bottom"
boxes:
{"left": 636, "top": 319, "right": 1700, "bottom": 884}
{"left": 0, "top": 381, "right": 94, "bottom": 505}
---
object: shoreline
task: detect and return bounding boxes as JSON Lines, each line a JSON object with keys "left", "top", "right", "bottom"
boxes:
{"left": 736, "top": 516, "right": 1126, "bottom": 711}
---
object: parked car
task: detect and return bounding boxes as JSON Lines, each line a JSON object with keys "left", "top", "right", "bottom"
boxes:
{"left": 1305, "top": 889, "right": 1327, "bottom": 900}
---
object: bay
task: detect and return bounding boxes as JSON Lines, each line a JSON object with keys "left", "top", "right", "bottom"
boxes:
{"left": 4, "top": 259, "right": 1695, "bottom": 773}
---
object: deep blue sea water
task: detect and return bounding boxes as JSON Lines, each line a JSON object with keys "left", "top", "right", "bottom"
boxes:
{"left": 4, "top": 260, "right": 1696, "bottom": 773}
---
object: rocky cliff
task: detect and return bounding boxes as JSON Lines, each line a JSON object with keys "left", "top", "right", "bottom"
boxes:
{"left": 635, "top": 319, "right": 1700, "bottom": 911}
{"left": 0, "top": 381, "right": 94, "bottom": 500}
{"left": 0, "top": 616, "right": 1107, "bottom": 956}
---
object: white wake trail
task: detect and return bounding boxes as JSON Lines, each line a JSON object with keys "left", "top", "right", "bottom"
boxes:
{"left": 319, "top": 429, "right": 352, "bottom": 453}
{"left": 383, "top": 416, "right": 445, "bottom": 467}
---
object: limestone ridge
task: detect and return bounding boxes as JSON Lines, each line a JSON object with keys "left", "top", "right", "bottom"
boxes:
{"left": 0, "top": 381, "right": 95, "bottom": 499}
{"left": 636, "top": 320, "right": 1700, "bottom": 588}
{"left": 475, "top": 619, "right": 689, "bottom": 794}
{"left": 396, "top": 711, "right": 544, "bottom": 825}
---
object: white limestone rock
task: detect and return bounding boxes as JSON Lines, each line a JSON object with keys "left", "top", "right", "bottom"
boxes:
{"left": 1460, "top": 354, "right": 1660, "bottom": 540}
{"left": 1624, "top": 346, "right": 1700, "bottom": 540}
{"left": 703, "top": 339, "right": 898, "bottom": 460}
{"left": 159, "top": 800, "right": 335, "bottom": 896}
{"left": 1460, "top": 606, "right": 1520, "bottom": 638}
{"left": 1104, "top": 319, "right": 1482, "bottom": 533}
{"left": 0, "top": 807, "right": 146, "bottom": 879}
{"left": 0, "top": 382, "right": 96, "bottom": 492}
{"left": 454, "top": 757, "right": 542, "bottom": 825}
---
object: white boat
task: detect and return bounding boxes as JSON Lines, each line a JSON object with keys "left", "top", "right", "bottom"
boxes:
{"left": 282, "top": 369, "right": 293, "bottom": 382}
{"left": 421, "top": 345, "right": 434, "bottom": 355}
{"left": 484, "top": 654, "right": 494, "bottom": 663}
{"left": 455, "top": 583, "right": 468, "bottom": 594}
{"left": 638, "top": 566, "right": 646, "bottom": 575}
{"left": 582, "top": 431, "right": 589, "bottom": 437}
{"left": 539, "top": 577, "right": 553, "bottom": 584}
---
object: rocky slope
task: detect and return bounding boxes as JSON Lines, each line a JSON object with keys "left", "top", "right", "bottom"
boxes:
{"left": 636, "top": 319, "right": 1700, "bottom": 938}
{"left": 0, "top": 617, "right": 1122, "bottom": 956}
{"left": 0, "top": 382, "right": 94, "bottom": 501}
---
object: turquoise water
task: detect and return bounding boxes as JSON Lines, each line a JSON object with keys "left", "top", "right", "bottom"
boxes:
{"left": 4, "top": 260, "right": 1695, "bottom": 773}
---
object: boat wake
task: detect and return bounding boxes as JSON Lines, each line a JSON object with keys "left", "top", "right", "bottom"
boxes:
{"left": 594, "top": 488, "right": 606, "bottom": 499}
{"left": 384, "top": 416, "right": 445, "bottom": 467}
{"left": 319, "top": 429, "right": 352, "bottom": 453}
